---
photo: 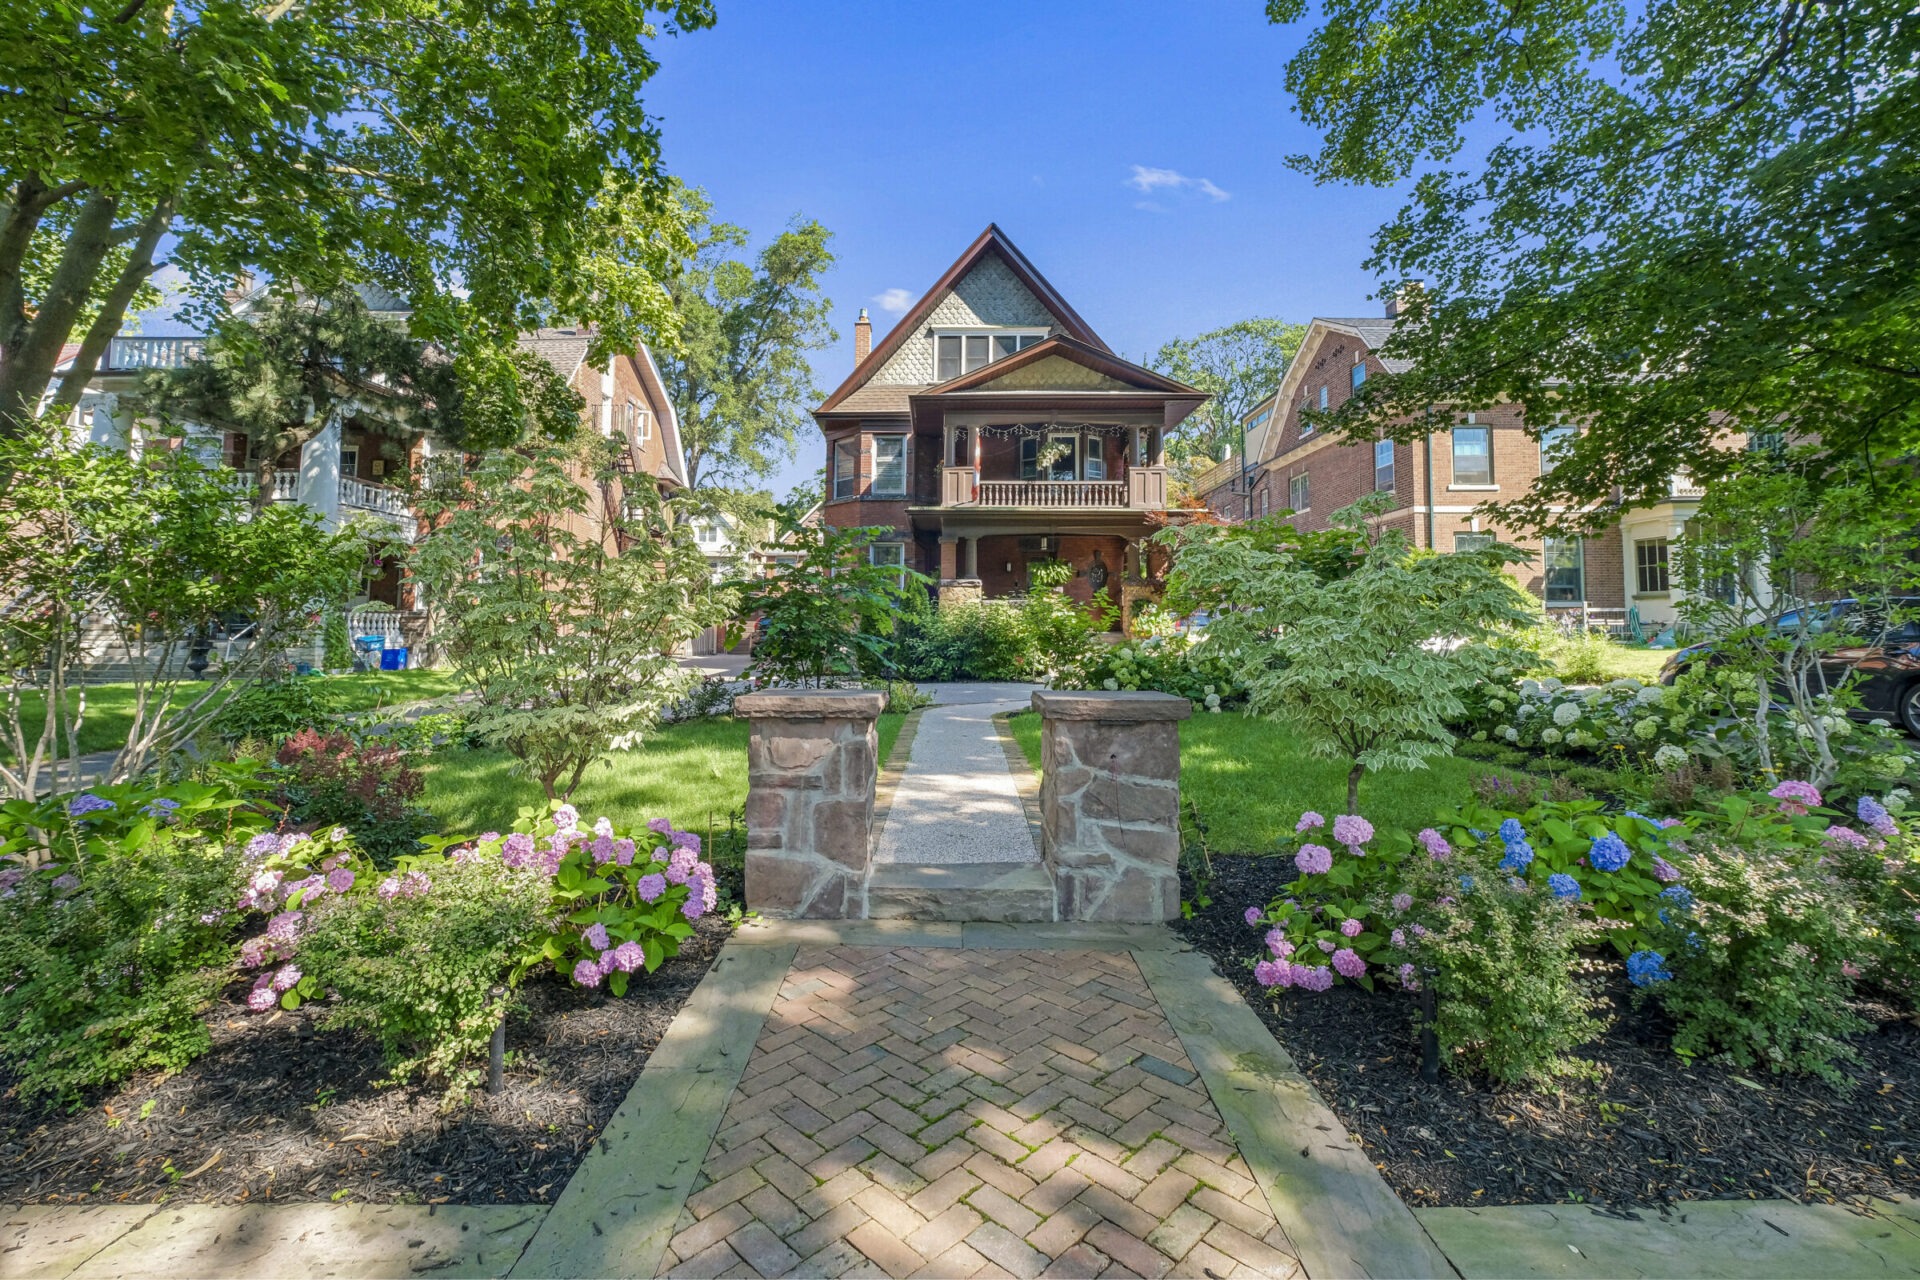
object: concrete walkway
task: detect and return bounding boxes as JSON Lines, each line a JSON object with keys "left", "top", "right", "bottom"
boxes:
{"left": 872, "top": 684, "right": 1041, "bottom": 867}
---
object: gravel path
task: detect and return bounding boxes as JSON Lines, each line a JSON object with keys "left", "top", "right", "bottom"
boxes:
{"left": 873, "top": 683, "right": 1040, "bottom": 865}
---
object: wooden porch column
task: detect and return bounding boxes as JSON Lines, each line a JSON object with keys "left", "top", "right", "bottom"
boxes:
{"left": 964, "top": 536, "right": 978, "bottom": 579}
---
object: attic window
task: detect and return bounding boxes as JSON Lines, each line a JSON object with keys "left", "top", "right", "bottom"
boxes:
{"left": 935, "top": 331, "right": 1044, "bottom": 380}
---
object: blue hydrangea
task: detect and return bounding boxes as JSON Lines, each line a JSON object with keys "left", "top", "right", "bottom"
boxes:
{"left": 1469, "top": 828, "right": 1489, "bottom": 841}
{"left": 1459, "top": 875, "right": 1477, "bottom": 892}
{"left": 1589, "top": 831, "right": 1631, "bottom": 873}
{"left": 66, "top": 793, "right": 114, "bottom": 819}
{"left": 1547, "top": 873, "right": 1581, "bottom": 899}
{"left": 1498, "top": 841, "right": 1535, "bottom": 873}
{"left": 1626, "top": 950, "right": 1673, "bottom": 986}
{"left": 1659, "top": 884, "right": 1694, "bottom": 910}
{"left": 1497, "top": 818, "right": 1528, "bottom": 845}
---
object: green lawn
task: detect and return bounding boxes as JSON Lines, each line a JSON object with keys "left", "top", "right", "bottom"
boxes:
{"left": 10, "top": 669, "right": 468, "bottom": 757}
{"left": 420, "top": 712, "right": 906, "bottom": 849}
{"left": 1005, "top": 710, "right": 1517, "bottom": 855}
{"left": 1599, "top": 647, "right": 1674, "bottom": 681}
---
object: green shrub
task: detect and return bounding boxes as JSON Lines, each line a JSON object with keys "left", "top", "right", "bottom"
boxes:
{"left": 1539, "top": 626, "right": 1619, "bottom": 684}
{"left": 0, "top": 786, "right": 257, "bottom": 1097}
{"left": 883, "top": 680, "right": 931, "bottom": 714}
{"left": 211, "top": 676, "right": 342, "bottom": 745}
{"left": 274, "top": 728, "right": 432, "bottom": 865}
{"left": 1640, "top": 842, "right": 1867, "bottom": 1084}
{"left": 1391, "top": 842, "right": 1606, "bottom": 1083}
{"left": 292, "top": 853, "right": 551, "bottom": 1097}
{"left": 1080, "top": 634, "right": 1244, "bottom": 706}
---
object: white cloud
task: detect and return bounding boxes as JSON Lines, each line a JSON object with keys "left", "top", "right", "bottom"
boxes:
{"left": 872, "top": 288, "right": 914, "bottom": 314}
{"left": 1125, "top": 165, "right": 1230, "bottom": 203}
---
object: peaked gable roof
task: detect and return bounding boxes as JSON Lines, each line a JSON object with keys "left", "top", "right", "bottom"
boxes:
{"left": 818, "top": 224, "right": 1108, "bottom": 415}
{"left": 923, "top": 334, "right": 1199, "bottom": 397}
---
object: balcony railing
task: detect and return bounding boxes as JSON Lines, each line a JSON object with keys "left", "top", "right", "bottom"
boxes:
{"left": 272, "top": 469, "right": 300, "bottom": 501}
{"left": 939, "top": 466, "right": 1169, "bottom": 511}
{"left": 1669, "top": 473, "right": 1705, "bottom": 499}
{"left": 269, "top": 470, "right": 417, "bottom": 539}
{"left": 103, "top": 336, "right": 205, "bottom": 371}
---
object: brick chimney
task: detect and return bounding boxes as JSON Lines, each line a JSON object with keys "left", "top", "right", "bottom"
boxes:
{"left": 854, "top": 307, "right": 872, "bottom": 365}
{"left": 1384, "top": 282, "right": 1425, "bottom": 319}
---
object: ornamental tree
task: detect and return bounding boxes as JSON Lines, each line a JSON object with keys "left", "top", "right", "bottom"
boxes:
{"left": 1149, "top": 317, "right": 1307, "bottom": 474}
{"left": 738, "top": 509, "right": 925, "bottom": 689}
{"left": 408, "top": 440, "right": 729, "bottom": 801}
{"left": 0, "top": 422, "right": 364, "bottom": 798}
{"left": 1162, "top": 493, "right": 1538, "bottom": 812}
{"left": 1, "top": 0, "right": 711, "bottom": 439}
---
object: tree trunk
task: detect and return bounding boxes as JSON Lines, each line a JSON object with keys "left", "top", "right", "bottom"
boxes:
{"left": 0, "top": 192, "right": 119, "bottom": 436}
{"left": 45, "top": 198, "right": 174, "bottom": 423}
{"left": 1346, "top": 763, "right": 1363, "bottom": 816}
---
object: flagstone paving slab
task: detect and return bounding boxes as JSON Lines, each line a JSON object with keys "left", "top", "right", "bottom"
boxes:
{"left": 654, "top": 945, "right": 1306, "bottom": 1279}
{"left": 1417, "top": 1197, "right": 1920, "bottom": 1278}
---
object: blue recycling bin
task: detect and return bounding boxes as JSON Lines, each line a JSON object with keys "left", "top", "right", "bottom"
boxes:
{"left": 379, "top": 646, "right": 409, "bottom": 671}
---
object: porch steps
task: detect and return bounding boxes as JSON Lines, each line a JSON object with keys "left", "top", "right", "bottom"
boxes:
{"left": 867, "top": 861, "right": 1056, "bottom": 923}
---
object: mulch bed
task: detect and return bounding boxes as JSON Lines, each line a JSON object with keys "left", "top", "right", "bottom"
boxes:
{"left": 0, "top": 914, "right": 731, "bottom": 1208}
{"left": 1177, "top": 854, "right": 1920, "bottom": 1210}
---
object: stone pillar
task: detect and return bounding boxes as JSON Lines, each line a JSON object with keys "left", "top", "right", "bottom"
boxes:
{"left": 738, "top": 689, "right": 884, "bottom": 919}
{"left": 1032, "top": 691, "right": 1190, "bottom": 922}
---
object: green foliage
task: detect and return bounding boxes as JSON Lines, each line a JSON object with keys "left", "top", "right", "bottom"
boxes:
{"left": 0, "top": 782, "right": 262, "bottom": 1100}
{"left": 1268, "top": 0, "right": 1920, "bottom": 528}
{"left": 654, "top": 188, "right": 837, "bottom": 488}
{"left": 0, "top": 428, "right": 364, "bottom": 796}
{"left": 1538, "top": 626, "right": 1618, "bottom": 686}
{"left": 1392, "top": 843, "right": 1606, "bottom": 1083}
{"left": 886, "top": 595, "right": 1034, "bottom": 683}
{"left": 293, "top": 853, "right": 551, "bottom": 1098}
{"left": 1, "top": 0, "right": 713, "bottom": 434}
{"left": 1162, "top": 496, "right": 1538, "bottom": 811}
{"left": 882, "top": 681, "right": 932, "bottom": 714}
{"left": 410, "top": 440, "right": 727, "bottom": 799}
{"left": 211, "top": 677, "right": 342, "bottom": 746}
{"left": 1641, "top": 844, "right": 1867, "bottom": 1085}
{"left": 1081, "top": 635, "right": 1244, "bottom": 707}
{"left": 742, "top": 514, "right": 923, "bottom": 688}
{"left": 274, "top": 728, "right": 431, "bottom": 866}
{"left": 1825, "top": 826, "right": 1920, "bottom": 1011}
{"left": 1148, "top": 317, "right": 1307, "bottom": 471}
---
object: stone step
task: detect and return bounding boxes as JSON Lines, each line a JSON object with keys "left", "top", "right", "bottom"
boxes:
{"left": 866, "top": 861, "right": 1057, "bottom": 923}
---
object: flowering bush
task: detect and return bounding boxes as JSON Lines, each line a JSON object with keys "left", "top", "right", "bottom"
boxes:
{"left": 1821, "top": 794, "right": 1920, "bottom": 1008}
{"left": 1386, "top": 838, "right": 1606, "bottom": 1082}
{"left": 1636, "top": 841, "right": 1868, "bottom": 1084}
{"left": 1080, "top": 635, "right": 1244, "bottom": 708}
{"left": 1243, "top": 811, "right": 1411, "bottom": 992}
{"left": 273, "top": 728, "right": 431, "bottom": 865}
{"left": 0, "top": 804, "right": 250, "bottom": 1099}
{"left": 0, "top": 770, "right": 268, "bottom": 872}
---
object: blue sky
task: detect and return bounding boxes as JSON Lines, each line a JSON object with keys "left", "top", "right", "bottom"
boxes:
{"left": 643, "top": 0, "right": 1409, "bottom": 496}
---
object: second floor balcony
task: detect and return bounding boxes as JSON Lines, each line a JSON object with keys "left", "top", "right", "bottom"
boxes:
{"left": 928, "top": 422, "right": 1171, "bottom": 512}
{"left": 271, "top": 469, "right": 418, "bottom": 541}
{"left": 938, "top": 466, "right": 1168, "bottom": 510}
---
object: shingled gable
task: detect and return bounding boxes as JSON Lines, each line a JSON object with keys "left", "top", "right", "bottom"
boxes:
{"left": 921, "top": 334, "right": 1200, "bottom": 396}
{"left": 816, "top": 224, "right": 1108, "bottom": 415}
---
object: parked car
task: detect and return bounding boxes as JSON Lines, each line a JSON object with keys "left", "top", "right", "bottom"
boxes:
{"left": 1658, "top": 598, "right": 1920, "bottom": 734}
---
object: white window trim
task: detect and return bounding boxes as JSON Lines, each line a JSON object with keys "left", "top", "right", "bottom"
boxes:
{"left": 869, "top": 541, "right": 908, "bottom": 588}
{"left": 832, "top": 437, "right": 859, "bottom": 501}
{"left": 1373, "top": 439, "right": 1395, "bottom": 492}
{"left": 870, "top": 433, "right": 909, "bottom": 498}
{"left": 1451, "top": 421, "right": 1494, "bottom": 487}
{"left": 1288, "top": 472, "right": 1310, "bottom": 512}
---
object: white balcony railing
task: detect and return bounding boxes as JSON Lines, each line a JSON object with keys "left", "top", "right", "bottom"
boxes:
{"left": 1669, "top": 472, "right": 1706, "bottom": 499}
{"left": 104, "top": 336, "right": 205, "bottom": 371}
{"left": 272, "top": 469, "right": 300, "bottom": 501}
{"left": 268, "top": 471, "right": 417, "bottom": 540}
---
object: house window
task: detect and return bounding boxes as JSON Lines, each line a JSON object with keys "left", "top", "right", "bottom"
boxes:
{"left": 1288, "top": 471, "right": 1309, "bottom": 512}
{"left": 1318, "top": 385, "right": 1329, "bottom": 411}
{"left": 832, "top": 438, "right": 859, "bottom": 500}
{"left": 1084, "top": 435, "right": 1107, "bottom": 481}
{"left": 1543, "top": 537, "right": 1585, "bottom": 603}
{"left": 1351, "top": 360, "right": 1366, "bottom": 391}
{"left": 870, "top": 434, "right": 907, "bottom": 497}
{"left": 869, "top": 542, "right": 907, "bottom": 587}
{"left": 935, "top": 331, "right": 1042, "bottom": 379}
{"left": 1454, "top": 531, "right": 1495, "bottom": 554}
{"left": 1134, "top": 427, "right": 1160, "bottom": 467}
{"left": 1373, "top": 439, "right": 1395, "bottom": 492}
{"left": 1540, "top": 424, "right": 1575, "bottom": 472}
{"left": 1247, "top": 408, "right": 1271, "bottom": 429}
{"left": 340, "top": 443, "right": 360, "bottom": 478}
{"left": 1452, "top": 425, "right": 1492, "bottom": 485}
{"left": 1635, "top": 537, "right": 1671, "bottom": 594}
{"left": 696, "top": 522, "right": 721, "bottom": 546}
{"left": 1299, "top": 394, "right": 1314, "bottom": 436}
{"left": 950, "top": 427, "right": 970, "bottom": 467}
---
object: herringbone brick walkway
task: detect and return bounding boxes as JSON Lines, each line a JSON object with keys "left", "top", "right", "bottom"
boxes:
{"left": 656, "top": 947, "right": 1301, "bottom": 1279}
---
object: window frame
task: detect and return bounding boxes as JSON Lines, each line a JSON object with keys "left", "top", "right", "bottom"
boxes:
{"left": 1373, "top": 439, "right": 1395, "bottom": 492}
{"left": 1350, "top": 359, "right": 1366, "bottom": 391}
{"left": 934, "top": 329, "right": 1046, "bottom": 380}
{"left": 1542, "top": 536, "right": 1586, "bottom": 604}
{"left": 1318, "top": 385, "right": 1329, "bottom": 411}
{"left": 1287, "top": 471, "right": 1310, "bottom": 512}
{"left": 1539, "top": 423, "right": 1575, "bottom": 472}
{"left": 869, "top": 541, "right": 908, "bottom": 588}
{"left": 1635, "top": 537, "right": 1671, "bottom": 594}
{"left": 831, "top": 437, "right": 859, "bottom": 501}
{"left": 869, "top": 433, "right": 909, "bottom": 498}
{"left": 1451, "top": 424, "right": 1494, "bottom": 486}
{"left": 1454, "top": 531, "right": 1496, "bottom": 554}
{"left": 695, "top": 521, "right": 722, "bottom": 547}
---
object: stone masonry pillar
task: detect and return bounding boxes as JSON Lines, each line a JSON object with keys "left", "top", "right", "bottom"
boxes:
{"left": 1032, "top": 690, "right": 1190, "bottom": 922}
{"left": 738, "top": 689, "right": 884, "bottom": 918}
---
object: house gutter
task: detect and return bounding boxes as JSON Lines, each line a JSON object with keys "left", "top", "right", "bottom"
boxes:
{"left": 1422, "top": 407, "right": 1436, "bottom": 550}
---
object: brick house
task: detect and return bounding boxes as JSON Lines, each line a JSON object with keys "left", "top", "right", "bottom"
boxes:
{"left": 1209, "top": 303, "right": 1713, "bottom": 631}
{"left": 814, "top": 225, "right": 1208, "bottom": 628}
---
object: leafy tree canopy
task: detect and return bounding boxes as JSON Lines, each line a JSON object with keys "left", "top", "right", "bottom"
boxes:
{"left": 1266, "top": 0, "right": 1920, "bottom": 529}
{"left": 1150, "top": 318, "right": 1306, "bottom": 473}
{"left": 652, "top": 187, "right": 836, "bottom": 489}
{"left": 1, "top": 0, "right": 712, "bottom": 436}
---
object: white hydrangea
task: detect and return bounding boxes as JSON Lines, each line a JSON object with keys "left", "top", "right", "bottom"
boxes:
{"left": 1568, "top": 730, "right": 1595, "bottom": 748}
{"left": 1204, "top": 693, "right": 1222, "bottom": 710}
{"left": 1516, "top": 703, "right": 1535, "bottom": 719}
{"left": 1888, "top": 788, "right": 1912, "bottom": 812}
{"left": 1608, "top": 678, "right": 1642, "bottom": 691}
{"left": 1540, "top": 677, "right": 1564, "bottom": 692}
{"left": 1634, "top": 684, "right": 1664, "bottom": 705}
{"left": 1552, "top": 702, "right": 1582, "bottom": 727}
{"left": 1654, "top": 744, "right": 1688, "bottom": 772}
{"left": 1633, "top": 717, "right": 1660, "bottom": 740}
{"left": 1541, "top": 727, "right": 1563, "bottom": 744}
{"left": 1501, "top": 725, "right": 1520, "bottom": 742}
{"left": 1486, "top": 698, "right": 1505, "bottom": 713}
{"left": 1473, "top": 730, "right": 1488, "bottom": 742}
{"left": 1103, "top": 678, "right": 1119, "bottom": 691}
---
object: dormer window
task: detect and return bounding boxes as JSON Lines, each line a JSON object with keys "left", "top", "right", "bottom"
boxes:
{"left": 935, "top": 330, "right": 1045, "bottom": 380}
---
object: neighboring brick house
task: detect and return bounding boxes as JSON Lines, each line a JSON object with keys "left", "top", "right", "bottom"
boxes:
{"left": 813, "top": 225, "right": 1208, "bottom": 629}
{"left": 1220, "top": 303, "right": 1712, "bottom": 629}
{"left": 1191, "top": 391, "right": 1281, "bottom": 520}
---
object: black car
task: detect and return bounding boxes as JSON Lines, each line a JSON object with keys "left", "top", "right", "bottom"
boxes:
{"left": 1659, "top": 598, "right": 1920, "bottom": 735}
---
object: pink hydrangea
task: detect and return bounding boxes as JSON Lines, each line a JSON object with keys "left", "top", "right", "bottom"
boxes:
{"left": 1295, "top": 812, "right": 1326, "bottom": 833}
{"left": 1331, "top": 948, "right": 1366, "bottom": 980}
{"left": 502, "top": 832, "right": 536, "bottom": 869}
{"left": 1340, "top": 917, "right": 1362, "bottom": 938}
{"left": 1651, "top": 855, "right": 1682, "bottom": 883}
{"left": 1243, "top": 906, "right": 1263, "bottom": 926}
{"left": 1253, "top": 959, "right": 1284, "bottom": 987}
{"left": 591, "top": 835, "right": 617, "bottom": 864}
{"left": 610, "top": 941, "right": 645, "bottom": 973}
{"left": 636, "top": 872, "right": 667, "bottom": 903}
{"left": 593, "top": 816, "right": 614, "bottom": 838}
{"left": 1391, "top": 893, "right": 1413, "bottom": 912}
{"left": 1295, "top": 843, "right": 1333, "bottom": 876}
{"left": 683, "top": 882, "right": 708, "bottom": 921}
{"left": 695, "top": 865, "right": 718, "bottom": 912}
{"left": 1398, "top": 963, "right": 1418, "bottom": 990}
{"left": 1331, "top": 814, "right": 1374, "bottom": 849}
{"left": 1390, "top": 929, "right": 1406, "bottom": 948}
{"left": 239, "top": 937, "right": 270, "bottom": 968}
{"left": 614, "top": 838, "right": 637, "bottom": 866}
{"left": 265, "top": 910, "right": 304, "bottom": 945}
{"left": 647, "top": 817, "right": 674, "bottom": 835}
{"left": 673, "top": 831, "right": 702, "bottom": 853}
{"left": 377, "top": 876, "right": 402, "bottom": 901}
{"left": 270, "top": 964, "right": 302, "bottom": 993}
{"left": 400, "top": 870, "right": 431, "bottom": 897}
{"left": 1316, "top": 938, "right": 1336, "bottom": 953}
{"left": 572, "top": 957, "right": 603, "bottom": 987}
{"left": 666, "top": 848, "right": 698, "bottom": 885}
{"left": 246, "top": 981, "right": 277, "bottom": 1012}
{"left": 1822, "top": 825, "right": 1872, "bottom": 851}
{"left": 325, "top": 867, "right": 354, "bottom": 893}
{"left": 1769, "top": 780, "right": 1823, "bottom": 815}
{"left": 1264, "top": 928, "right": 1292, "bottom": 958}
{"left": 553, "top": 804, "right": 580, "bottom": 831}
{"left": 1292, "top": 963, "right": 1334, "bottom": 992}
{"left": 1418, "top": 828, "right": 1452, "bottom": 860}
{"left": 478, "top": 831, "right": 501, "bottom": 845}
{"left": 582, "top": 922, "right": 610, "bottom": 950}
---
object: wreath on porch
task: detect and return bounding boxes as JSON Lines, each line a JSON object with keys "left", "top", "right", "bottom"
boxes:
{"left": 1033, "top": 440, "right": 1073, "bottom": 471}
